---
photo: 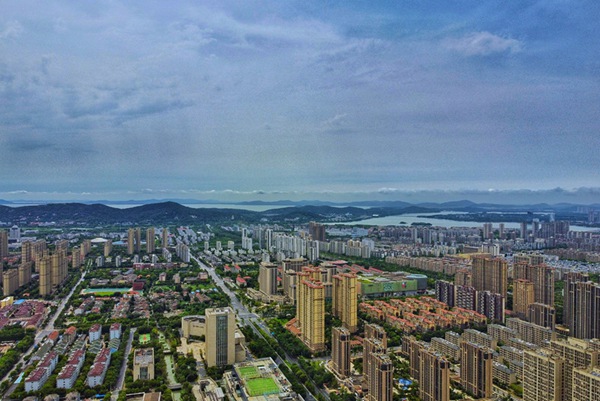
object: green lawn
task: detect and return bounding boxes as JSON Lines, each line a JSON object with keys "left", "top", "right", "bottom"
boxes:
{"left": 239, "top": 365, "right": 259, "bottom": 379}
{"left": 139, "top": 334, "right": 151, "bottom": 344}
{"left": 246, "top": 377, "right": 279, "bottom": 396}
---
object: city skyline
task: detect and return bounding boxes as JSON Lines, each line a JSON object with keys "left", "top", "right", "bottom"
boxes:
{"left": 1, "top": 1, "right": 599, "bottom": 203}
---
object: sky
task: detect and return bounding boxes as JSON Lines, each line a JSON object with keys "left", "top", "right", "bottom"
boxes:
{"left": 1, "top": 1, "right": 599, "bottom": 204}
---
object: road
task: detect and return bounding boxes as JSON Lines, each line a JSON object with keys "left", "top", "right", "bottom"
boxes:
{"left": 112, "top": 327, "right": 136, "bottom": 401}
{"left": 191, "top": 255, "right": 328, "bottom": 401}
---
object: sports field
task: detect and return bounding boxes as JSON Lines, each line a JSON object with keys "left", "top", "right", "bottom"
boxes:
{"left": 239, "top": 365, "right": 259, "bottom": 379}
{"left": 245, "top": 377, "right": 279, "bottom": 396}
{"left": 139, "top": 334, "right": 151, "bottom": 344}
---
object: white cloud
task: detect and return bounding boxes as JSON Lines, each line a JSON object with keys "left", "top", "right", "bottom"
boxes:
{"left": 0, "top": 21, "right": 23, "bottom": 40}
{"left": 445, "top": 31, "right": 522, "bottom": 56}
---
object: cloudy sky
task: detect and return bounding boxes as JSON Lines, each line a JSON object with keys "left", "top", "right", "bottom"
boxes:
{"left": 1, "top": 1, "right": 599, "bottom": 204}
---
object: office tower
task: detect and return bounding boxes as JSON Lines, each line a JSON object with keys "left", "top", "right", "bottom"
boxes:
{"left": 0, "top": 230, "right": 8, "bottom": 261}
{"left": 308, "top": 222, "right": 326, "bottom": 242}
{"left": 460, "top": 342, "right": 493, "bottom": 399}
{"left": 514, "top": 279, "right": 535, "bottom": 317}
{"left": 146, "top": 228, "right": 155, "bottom": 253}
{"left": 332, "top": 327, "right": 351, "bottom": 378}
{"left": 366, "top": 353, "right": 393, "bottom": 401}
{"left": 527, "top": 303, "right": 556, "bottom": 330}
{"left": 18, "top": 262, "right": 32, "bottom": 287}
{"left": 104, "top": 240, "right": 112, "bottom": 257}
{"left": 3, "top": 269, "right": 19, "bottom": 296}
{"left": 522, "top": 349, "right": 565, "bottom": 401}
{"left": 435, "top": 280, "right": 455, "bottom": 307}
{"left": 477, "top": 291, "right": 505, "bottom": 323}
{"left": 455, "top": 285, "right": 477, "bottom": 311}
{"left": 259, "top": 262, "right": 278, "bottom": 295}
{"left": 133, "top": 348, "right": 155, "bottom": 381}
{"left": 162, "top": 227, "right": 169, "bottom": 248}
{"left": 572, "top": 367, "right": 600, "bottom": 401}
{"left": 566, "top": 280, "right": 600, "bottom": 339}
{"left": 332, "top": 272, "right": 358, "bottom": 333}
{"left": 472, "top": 255, "right": 507, "bottom": 297}
{"left": 455, "top": 269, "right": 472, "bottom": 287}
{"left": 296, "top": 268, "right": 325, "bottom": 352}
{"left": 21, "top": 241, "right": 32, "bottom": 264}
{"left": 419, "top": 348, "right": 450, "bottom": 401}
{"left": 38, "top": 256, "right": 52, "bottom": 296}
{"left": 205, "top": 307, "right": 236, "bottom": 367}
{"left": 127, "top": 228, "right": 135, "bottom": 255}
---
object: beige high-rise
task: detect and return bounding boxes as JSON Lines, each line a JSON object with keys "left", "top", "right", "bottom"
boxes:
{"left": 460, "top": 341, "right": 493, "bottom": 399}
{"left": 419, "top": 348, "right": 450, "bottom": 401}
{"left": 205, "top": 307, "right": 236, "bottom": 367}
{"left": 514, "top": 279, "right": 535, "bottom": 317}
{"left": 332, "top": 272, "right": 358, "bottom": 333}
{"left": 259, "top": 262, "right": 278, "bottom": 295}
{"left": 3, "top": 269, "right": 19, "bottom": 296}
{"left": 146, "top": 228, "right": 155, "bottom": 253}
{"left": 296, "top": 267, "right": 325, "bottom": 352}
{"left": 331, "top": 327, "right": 351, "bottom": 378}
{"left": 38, "top": 256, "right": 52, "bottom": 296}
{"left": 471, "top": 255, "right": 507, "bottom": 297}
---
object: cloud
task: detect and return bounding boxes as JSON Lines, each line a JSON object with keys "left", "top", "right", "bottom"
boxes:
{"left": 0, "top": 21, "right": 23, "bottom": 40}
{"left": 445, "top": 31, "right": 522, "bottom": 56}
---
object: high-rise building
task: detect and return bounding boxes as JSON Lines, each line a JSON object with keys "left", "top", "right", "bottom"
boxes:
{"left": 455, "top": 285, "right": 477, "bottom": 311}
{"left": 331, "top": 327, "right": 351, "bottom": 378}
{"left": 364, "top": 324, "right": 387, "bottom": 388}
{"left": 514, "top": 279, "right": 535, "bottom": 317}
{"left": 205, "top": 307, "right": 236, "bottom": 367}
{"left": 282, "top": 257, "right": 308, "bottom": 273}
{"left": 566, "top": 280, "right": 600, "bottom": 339}
{"left": 572, "top": 367, "right": 600, "bottom": 401}
{"left": 162, "top": 227, "right": 169, "bottom": 248}
{"left": 460, "top": 342, "right": 493, "bottom": 399}
{"left": 134, "top": 228, "right": 141, "bottom": 253}
{"left": 522, "top": 349, "right": 565, "bottom": 401}
{"left": 527, "top": 303, "right": 556, "bottom": 330}
{"left": 477, "top": 291, "right": 505, "bottom": 323}
{"left": 549, "top": 338, "right": 600, "bottom": 400}
{"left": 418, "top": 348, "right": 450, "bottom": 401}
{"left": 3, "top": 269, "right": 19, "bottom": 296}
{"left": 38, "top": 256, "right": 52, "bottom": 296}
{"left": 564, "top": 272, "right": 589, "bottom": 327}
{"left": 127, "top": 228, "right": 135, "bottom": 255}
{"left": 513, "top": 257, "right": 555, "bottom": 307}
{"left": 133, "top": 348, "right": 155, "bottom": 381}
{"left": 258, "top": 262, "right": 278, "bottom": 295}
{"left": 146, "top": 228, "right": 155, "bottom": 254}
{"left": 308, "top": 222, "right": 326, "bottom": 242}
{"left": 18, "top": 262, "right": 32, "bottom": 287}
{"left": 332, "top": 272, "right": 358, "bottom": 333}
{"left": 366, "top": 353, "right": 393, "bottom": 401}
{"left": 0, "top": 230, "right": 8, "bottom": 262}
{"left": 454, "top": 269, "right": 472, "bottom": 287}
{"left": 104, "top": 240, "right": 112, "bottom": 257}
{"left": 296, "top": 267, "right": 325, "bottom": 352}
{"left": 71, "top": 247, "right": 82, "bottom": 268}
{"left": 472, "top": 255, "right": 507, "bottom": 297}
{"left": 435, "top": 280, "right": 455, "bottom": 307}
{"left": 21, "top": 241, "right": 32, "bottom": 264}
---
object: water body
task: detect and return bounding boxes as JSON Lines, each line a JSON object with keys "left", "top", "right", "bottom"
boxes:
{"left": 333, "top": 212, "right": 598, "bottom": 232}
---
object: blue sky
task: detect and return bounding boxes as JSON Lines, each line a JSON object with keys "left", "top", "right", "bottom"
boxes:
{"left": 1, "top": 1, "right": 599, "bottom": 204}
